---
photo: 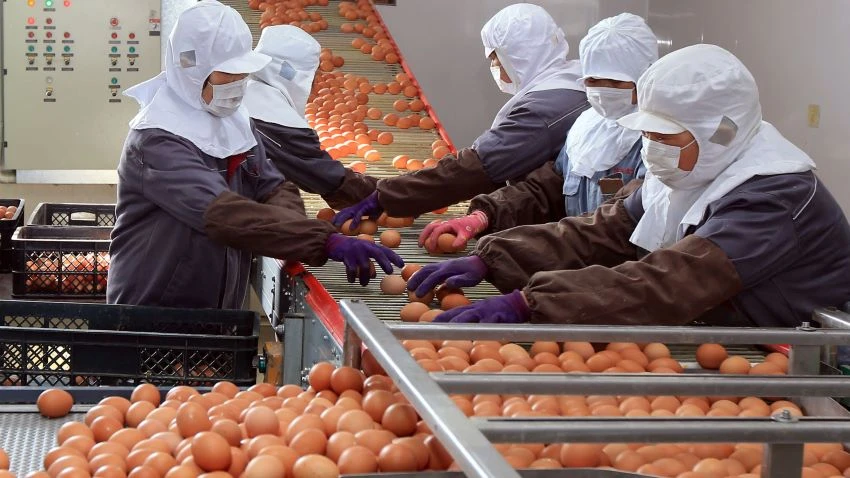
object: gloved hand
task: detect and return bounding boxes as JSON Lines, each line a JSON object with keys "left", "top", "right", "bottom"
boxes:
{"left": 418, "top": 210, "right": 489, "bottom": 253}
{"left": 326, "top": 233, "right": 404, "bottom": 286}
{"left": 331, "top": 191, "right": 383, "bottom": 230}
{"left": 434, "top": 290, "right": 531, "bottom": 324}
{"left": 407, "top": 255, "right": 488, "bottom": 298}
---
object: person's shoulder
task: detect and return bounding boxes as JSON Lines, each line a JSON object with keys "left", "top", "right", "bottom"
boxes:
{"left": 710, "top": 172, "right": 817, "bottom": 217}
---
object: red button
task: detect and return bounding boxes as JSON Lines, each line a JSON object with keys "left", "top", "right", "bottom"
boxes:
{"left": 27, "top": 17, "right": 36, "bottom": 25}
{"left": 28, "top": 31, "right": 35, "bottom": 38}
{"left": 46, "top": 31, "right": 53, "bottom": 38}
{"left": 64, "top": 0, "right": 71, "bottom": 6}
{"left": 111, "top": 32, "right": 118, "bottom": 39}
{"left": 110, "top": 17, "right": 119, "bottom": 27}
{"left": 64, "top": 32, "right": 70, "bottom": 39}
{"left": 46, "top": 18, "right": 53, "bottom": 24}
{"left": 129, "top": 33, "right": 136, "bottom": 39}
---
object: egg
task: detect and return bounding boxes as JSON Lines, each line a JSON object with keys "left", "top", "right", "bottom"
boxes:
{"left": 337, "top": 410, "right": 373, "bottom": 434}
{"left": 381, "top": 403, "right": 418, "bottom": 437}
{"left": 243, "top": 455, "right": 284, "bottom": 478}
{"left": 85, "top": 405, "right": 123, "bottom": 427}
{"left": 190, "top": 432, "right": 231, "bottom": 472}
{"left": 330, "top": 367, "right": 364, "bottom": 394}
{"left": 244, "top": 406, "right": 279, "bottom": 438}
{"left": 131, "top": 384, "right": 161, "bottom": 406}
{"left": 339, "top": 219, "right": 360, "bottom": 235}
{"left": 57, "top": 422, "right": 94, "bottom": 446}
{"left": 292, "top": 454, "right": 339, "bottom": 478}
{"left": 62, "top": 435, "right": 94, "bottom": 456}
{"left": 563, "top": 342, "right": 595, "bottom": 360}
{"left": 338, "top": 446, "right": 378, "bottom": 473}
{"left": 308, "top": 362, "right": 335, "bottom": 392}
{"left": 379, "top": 230, "right": 402, "bottom": 248}
{"left": 91, "top": 416, "right": 122, "bottom": 442}
{"left": 0, "top": 450, "right": 7, "bottom": 470}
{"left": 354, "top": 429, "right": 395, "bottom": 456}
{"left": 440, "top": 294, "right": 471, "bottom": 311}
{"left": 99, "top": 397, "right": 131, "bottom": 418}
{"left": 359, "top": 220, "right": 378, "bottom": 235}
{"left": 417, "top": 310, "right": 442, "bottom": 323}
{"left": 408, "top": 290, "right": 435, "bottom": 304}
{"left": 176, "top": 402, "right": 211, "bottom": 438}
{"left": 436, "top": 234, "right": 463, "bottom": 254}
{"left": 560, "top": 444, "right": 603, "bottom": 468}
{"left": 380, "top": 275, "right": 407, "bottom": 295}
{"left": 166, "top": 386, "right": 199, "bottom": 402}
{"left": 696, "top": 343, "right": 728, "bottom": 369}
{"left": 289, "top": 428, "right": 328, "bottom": 456}
{"left": 377, "top": 443, "right": 417, "bottom": 472}
{"left": 719, "top": 356, "right": 752, "bottom": 374}
{"left": 125, "top": 401, "right": 156, "bottom": 428}
{"left": 764, "top": 352, "right": 789, "bottom": 372}
{"left": 362, "top": 390, "right": 396, "bottom": 422}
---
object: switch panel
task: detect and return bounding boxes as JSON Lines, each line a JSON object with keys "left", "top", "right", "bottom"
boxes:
{"left": 3, "top": 0, "right": 161, "bottom": 170}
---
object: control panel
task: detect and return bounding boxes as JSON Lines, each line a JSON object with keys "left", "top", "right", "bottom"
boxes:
{"left": 2, "top": 0, "right": 161, "bottom": 170}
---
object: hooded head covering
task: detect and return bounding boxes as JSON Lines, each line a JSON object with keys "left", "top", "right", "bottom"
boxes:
{"left": 244, "top": 25, "right": 321, "bottom": 129}
{"left": 124, "top": 0, "right": 271, "bottom": 158}
{"left": 618, "top": 44, "right": 815, "bottom": 251}
{"left": 481, "top": 3, "right": 584, "bottom": 128}
{"left": 566, "top": 13, "right": 657, "bottom": 180}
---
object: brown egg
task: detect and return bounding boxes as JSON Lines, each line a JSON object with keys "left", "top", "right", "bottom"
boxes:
{"left": 147, "top": 407, "right": 178, "bottom": 426}
{"left": 400, "top": 264, "right": 421, "bottom": 281}
{"left": 330, "top": 367, "right": 364, "bottom": 394}
{"left": 354, "top": 429, "right": 395, "bottom": 456}
{"left": 125, "top": 401, "right": 155, "bottom": 428}
{"left": 400, "top": 302, "right": 430, "bottom": 322}
{"left": 560, "top": 443, "right": 603, "bottom": 468}
{"left": 244, "top": 406, "right": 279, "bottom": 438}
{"left": 44, "top": 446, "right": 83, "bottom": 469}
{"left": 764, "top": 352, "right": 789, "bottom": 372}
{"left": 440, "top": 294, "right": 471, "bottom": 311}
{"left": 98, "top": 397, "right": 131, "bottom": 418}
{"left": 86, "top": 405, "right": 123, "bottom": 427}
{"left": 93, "top": 465, "right": 126, "bottom": 478}
{"left": 336, "top": 410, "right": 373, "bottom": 435}
{"left": 647, "top": 357, "right": 685, "bottom": 373}
{"left": 436, "top": 234, "right": 463, "bottom": 254}
{"left": 377, "top": 443, "right": 417, "bottom": 472}
{"left": 719, "top": 356, "right": 751, "bottom": 374}
{"left": 380, "top": 275, "right": 407, "bottom": 295}
{"left": 379, "top": 230, "right": 401, "bottom": 248}
{"left": 55, "top": 469, "right": 90, "bottom": 478}
{"left": 642, "top": 343, "right": 670, "bottom": 361}
{"left": 362, "top": 390, "right": 396, "bottom": 422}
{"left": 307, "top": 362, "right": 334, "bottom": 392}
{"left": 586, "top": 353, "right": 616, "bottom": 372}
{"left": 48, "top": 455, "right": 89, "bottom": 476}
{"left": 285, "top": 414, "right": 326, "bottom": 444}
{"left": 750, "top": 361, "right": 784, "bottom": 375}
{"left": 38, "top": 389, "right": 75, "bottom": 418}
{"left": 256, "top": 446, "right": 296, "bottom": 476}
{"left": 57, "top": 422, "right": 94, "bottom": 446}
{"left": 695, "top": 343, "right": 728, "bottom": 370}
{"left": 563, "top": 342, "right": 595, "bottom": 360}
{"left": 359, "top": 220, "right": 378, "bottom": 235}
{"left": 211, "top": 382, "right": 239, "bottom": 399}
{"left": 243, "top": 455, "right": 284, "bottom": 478}
{"left": 91, "top": 416, "right": 122, "bottom": 442}
{"left": 408, "top": 290, "right": 435, "bottom": 304}
{"left": 292, "top": 454, "right": 339, "bottom": 478}
{"left": 190, "top": 432, "right": 231, "bottom": 472}
{"left": 289, "top": 428, "right": 328, "bottom": 456}
{"left": 63, "top": 435, "right": 95, "bottom": 456}
{"left": 176, "top": 402, "right": 211, "bottom": 438}
{"left": 325, "top": 432, "right": 356, "bottom": 462}
{"left": 381, "top": 403, "right": 417, "bottom": 437}
{"left": 131, "top": 384, "right": 161, "bottom": 406}
{"left": 336, "top": 445, "right": 378, "bottom": 473}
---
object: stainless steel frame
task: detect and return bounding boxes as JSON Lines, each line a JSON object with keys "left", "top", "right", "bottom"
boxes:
{"left": 340, "top": 300, "right": 850, "bottom": 478}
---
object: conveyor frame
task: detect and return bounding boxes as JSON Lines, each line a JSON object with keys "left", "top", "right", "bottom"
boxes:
{"left": 339, "top": 300, "right": 850, "bottom": 478}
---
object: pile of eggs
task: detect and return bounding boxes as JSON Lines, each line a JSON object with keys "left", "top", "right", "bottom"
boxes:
{"left": 251, "top": 0, "right": 331, "bottom": 33}
{"left": 2, "top": 343, "right": 849, "bottom": 478}
{"left": 0, "top": 205, "right": 18, "bottom": 220}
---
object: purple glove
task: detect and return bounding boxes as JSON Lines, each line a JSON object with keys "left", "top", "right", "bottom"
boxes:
{"left": 326, "top": 233, "right": 404, "bottom": 286}
{"left": 407, "top": 255, "right": 488, "bottom": 298}
{"left": 434, "top": 290, "right": 531, "bottom": 324}
{"left": 331, "top": 191, "right": 383, "bottom": 229}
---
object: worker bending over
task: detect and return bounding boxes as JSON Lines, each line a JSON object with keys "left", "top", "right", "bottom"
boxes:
{"left": 332, "top": 3, "right": 588, "bottom": 228}
{"left": 420, "top": 13, "right": 654, "bottom": 252}
{"left": 410, "top": 44, "right": 850, "bottom": 327}
{"left": 108, "top": 1, "right": 401, "bottom": 309}
{"left": 244, "top": 25, "right": 377, "bottom": 210}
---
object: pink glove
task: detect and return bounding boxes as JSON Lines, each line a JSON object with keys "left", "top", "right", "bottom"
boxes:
{"left": 418, "top": 210, "right": 489, "bottom": 253}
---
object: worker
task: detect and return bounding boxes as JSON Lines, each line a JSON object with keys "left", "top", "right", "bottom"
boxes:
{"left": 108, "top": 1, "right": 402, "bottom": 309}
{"left": 332, "top": 3, "right": 588, "bottom": 228}
{"left": 244, "top": 25, "right": 377, "bottom": 210}
{"left": 419, "top": 13, "right": 655, "bottom": 252}
{"left": 408, "top": 44, "right": 850, "bottom": 327}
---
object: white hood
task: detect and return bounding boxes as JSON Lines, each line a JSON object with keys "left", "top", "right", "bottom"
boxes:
{"left": 618, "top": 44, "right": 815, "bottom": 251}
{"left": 244, "top": 25, "right": 321, "bottom": 129}
{"left": 124, "top": 0, "right": 271, "bottom": 158}
{"left": 481, "top": 3, "right": 584, "bottom": 128}
{"left": 568, "top": 13, "right": 657, "bottom": 178}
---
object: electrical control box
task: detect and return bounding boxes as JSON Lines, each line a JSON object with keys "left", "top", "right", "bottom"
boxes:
{"left": 2, "top": 0, "right": 161, "bottom": 171}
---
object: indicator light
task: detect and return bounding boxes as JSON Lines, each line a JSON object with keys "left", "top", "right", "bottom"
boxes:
{"left": 63, "top": 45, "right": 70, "bottom": 52}
{"left": 111, "top": 33, "right": 118, "bottom": 39}
{"left": 28, "top": 45, "right": 35, "bottom": 52}
{"left": 64, "top": 0, "right": 71, "bottom": 6}
{"left": 28, "top": 32, "right": 35, "bottom": 38}
{"left": 110, "top": 17, "right": 119, "bottom": 27}
{"left": 129, "top": 33, "right": 136, "bottom": 40}
{"left": 27, "top": 17, "right": 36, "bottom": 25}
{"left": 28, "top": 0, "right": 36, "bottom": 6}
{"left": 111, "top": 46, "right": 118, "bottom": 53}
{"left": 45, "top": 0, "right": 53, "bottom": 7}
{"left": 46, "top": 45, "right": 53, "bottom": 52}
{"left": 46, "top": 31, "right": 52, "bottom": 38}
{"left": 45, "top": 17, "right": 52, "bottom": 24}
{"left": 111, "top": 77, "right": 118, "bottom": 85}
{"left": 129, "top": 47, "right": 136, "bottom": 53}
{"left": 64, "top": 32, "right": 70, "bottom": 39}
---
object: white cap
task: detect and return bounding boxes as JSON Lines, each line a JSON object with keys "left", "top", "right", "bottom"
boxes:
{"left": 579, "top": 13, "right": 658, "bottom": 86}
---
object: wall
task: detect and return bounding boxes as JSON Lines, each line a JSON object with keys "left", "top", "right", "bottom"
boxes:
{"left": 379, "top": 0, "right": 850, "bottom": 213}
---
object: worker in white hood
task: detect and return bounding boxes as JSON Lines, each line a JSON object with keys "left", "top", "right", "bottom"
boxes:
{"left": 332, "top": 3, "right": 588, "bottom": 230}
{"left": 244, "top": 25, "right": 377, "bottom": 210}
{"left": 109, "top": 1, "right": 402, "bottom": 309}
{"left": 408, "top": 44, "right": 850, "bottom": 328}
{"left": 419, "top": 13, "right": 655, "bottom": 252}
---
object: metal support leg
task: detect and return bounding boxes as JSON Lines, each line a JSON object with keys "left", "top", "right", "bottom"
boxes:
{"left": 342, "top": 321, "right": 362, "bottom": 369}
{"left": 762, "top": 443, "right": 803, "bottom": 478}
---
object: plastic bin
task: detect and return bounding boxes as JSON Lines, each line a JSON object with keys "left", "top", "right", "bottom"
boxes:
{"left": 0, "top": 199, "right": 25, "bottom": 273}
{"left": 0, "top": 300, "right": 259, "bottom": 386}
{"left": 10, "top": 226, "right": 111, "bottom": 299}
{"left": 28, "top": 202, "right": 116, "bottom": 227}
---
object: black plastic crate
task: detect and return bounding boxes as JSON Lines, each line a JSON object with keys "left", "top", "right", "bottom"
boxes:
{"left": 28, "top": 202, "right": 116, "bottom": 227}
{"left": 0, "top": 300, "right": 259, "bottom": 387}
{"left": 11, "top": 226, "right": 111, "bottom": 299}
{"left": 0, "top": 199, "right": 25, "bottom": 273}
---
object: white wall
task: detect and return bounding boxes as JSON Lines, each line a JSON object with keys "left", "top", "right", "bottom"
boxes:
{"left": 379, "top": 0, "right": 850, "bottom": 213}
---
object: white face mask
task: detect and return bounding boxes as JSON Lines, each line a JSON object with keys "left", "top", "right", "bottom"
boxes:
{"left": 586, "top": 86, "right": 636, "bottom": 120}
{"left": 490, "top": 66, "right": 517, "bottom": 95}
{"left": 202, "top": 77, "right": 248, "bottom": 117}
{"left": 641, "top": 136, "right": 696, "bottom": 187}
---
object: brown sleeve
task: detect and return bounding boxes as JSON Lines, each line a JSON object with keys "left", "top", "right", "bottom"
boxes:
{"left": 476, "top": 200, "right": 638, "bottom": 293}
{"left": 377, "top": 148, "right": 501, "bottom": 217}
{"left": 204, "top": 190, "right": 337, "bottom": 266}
{"left": 322, "top": 170, "right": 378, "bottom": 210}
{"left": 468, "top": 161, "right": 565, "bottom": 234}
{"left": 262, "top": 181, "right": 307, "bottom": 217}
{"left": 524, "top": 235, "right": 744, "bottom": 326}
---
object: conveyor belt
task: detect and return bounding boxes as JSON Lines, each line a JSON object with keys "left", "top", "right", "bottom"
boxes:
{"left": 0, "top": 409, "right": 86, "bottom": 475}
{"left": 226, "top": 0, "right": 502, "bottom": 320}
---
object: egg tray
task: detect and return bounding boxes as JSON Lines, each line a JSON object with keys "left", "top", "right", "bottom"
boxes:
{"left": 27, "top": 202, "right": 117, "bottom": 227}
{"left": 339, "top": 300, "right": 850, "bottom": 478}
{"left": 0, "top": 199, "right": 25, "bottom": 273}
{"left": 0, "top": 300, "right": 260, "bottom": 387}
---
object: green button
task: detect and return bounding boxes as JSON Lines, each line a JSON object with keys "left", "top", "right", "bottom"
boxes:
{"left": 45, "top": 0, "right": 54, "bottom": 7}
{"left": 63, "top": 45, "right": 70, "bottom": 52}
{"left": 129, "top": 47, "right": 136, "bottom": 53}
{"left": 28, "top": 45, "right": 35, "bottom": 52}
{"left": 46, "top": 46, "right": 53, "bottom": 52}
{"left": 111, "top": 77, "right": 118, "bottom": 85}
{"left": 111, "top": 46, "right": 118, "bottom": 53}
